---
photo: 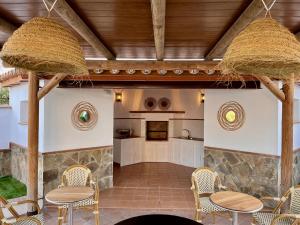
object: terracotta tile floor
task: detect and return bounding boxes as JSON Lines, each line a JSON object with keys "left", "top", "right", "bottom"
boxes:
{"left": 44, "top": 163, "right": 252, "bottom": 225}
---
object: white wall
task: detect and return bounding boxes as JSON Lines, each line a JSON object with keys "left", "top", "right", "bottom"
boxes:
{"left": 294, "top": 85, "right": 300, "bottom": 150}
{"left": 9, "top": 83, "right": 28, "bottom": 147}
{"left": 114, "top": 89, "right": 204, "bottom": 118}
{"left": 204, "top": 87, "right": 280, "bottom": 156}
{"left": 114, "top": 89, "right": 204, "bottom": 138}
{"left": 41, "top": 88, "right": 114, "bottom": 152}
{"left": 0, "top": 106, "right": 11, "bottom": 149}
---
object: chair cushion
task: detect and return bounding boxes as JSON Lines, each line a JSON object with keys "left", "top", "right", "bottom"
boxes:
{"left": 199, "top": 197, "right": 227, "bottom": 213}
{"left": 253, "top": 212, "right": 295, "bottom": 225}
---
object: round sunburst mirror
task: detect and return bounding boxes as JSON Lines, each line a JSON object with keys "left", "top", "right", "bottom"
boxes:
{"left": 71, "top": 102, "right": 98, "bottom": 131}
{"left": 217, "top": 101, "right": 245, "bottom": 131}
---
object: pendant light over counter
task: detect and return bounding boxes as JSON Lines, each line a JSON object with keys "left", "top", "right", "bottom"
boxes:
{"left": 0, "top": 17, "right": 88, "bottom": 75}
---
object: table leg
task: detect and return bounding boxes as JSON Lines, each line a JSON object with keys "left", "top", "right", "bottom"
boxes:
{"left": 68, "top": 204, "right": 73, "bottom": 225}
{"left": 232, "top": 212, "right": 238, "bottom": 225}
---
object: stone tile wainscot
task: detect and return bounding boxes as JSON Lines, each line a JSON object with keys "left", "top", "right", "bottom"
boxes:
{"left": 204, "top": 146, "right": 280, "bottom": 197}
{"left": 43, "top": 146, "right": 113, "bottom": 194}
{"left": 0, "top": 149, "right": 11, "bottom": 177}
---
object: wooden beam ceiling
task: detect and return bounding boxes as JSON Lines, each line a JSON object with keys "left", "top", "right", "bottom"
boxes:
{"left": 44, "top": 0, "right": 115, "bottom": 59}
{"left": 150, "top": 0, "right": 166, "bottom": 60}
{"left": 205, "top": 0, "right": 274, "bottom": 60}
{"left": 0, "top": 17, "right": 16, "bottom": 35}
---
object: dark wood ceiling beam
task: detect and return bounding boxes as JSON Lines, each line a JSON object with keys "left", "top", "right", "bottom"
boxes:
{"left": 45, "top": 0, "right": 115, "bottom": 59}
{"left": 150, "top": 0, "right": 166, "bottom": 60}
{"left": 205, "top": 0, "right": 274, "bottom": 60}
{"left": 0, "top": 17, "right": 16, "bottom": 35}
{"left": 87, "top": 60, "right": 218, "bottom": 71}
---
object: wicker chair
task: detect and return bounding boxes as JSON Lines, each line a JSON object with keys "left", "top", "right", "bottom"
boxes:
{"left": 191, "top": 167, "right": 231, "bottom": 223}
{"left": 57, "top": 165, "right": 100, "bottom": 225}
{"left": 0, "top": 196, "right": 43, "bottom": 225}
{"left": 252, "top": 185, "right": 300, "bottom": 225}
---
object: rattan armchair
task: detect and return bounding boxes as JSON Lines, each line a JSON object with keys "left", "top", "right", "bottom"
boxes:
{"left": 0, "top": 196, "right": 43, "bottom": 225}
{"left": 252, "top": 185, "right": 300, "bottom": 225}
{"left": 57, "top": 165, "right": 99, "bottom": 225}
{"left": 191, "top": 167, "right": 231, "bottom": 223}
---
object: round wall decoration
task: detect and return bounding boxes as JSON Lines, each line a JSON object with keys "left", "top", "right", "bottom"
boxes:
{"left": 217, "top": 101, "right": 245, "bottom": 131}
{"left": 144, "top": 97, "right": 157, "bottom": 110}
{"left": 158, "top": 97, "right": 171, "bottom": 110}
{"left": 71, "top": 101, "right": 98, "bottom": 131}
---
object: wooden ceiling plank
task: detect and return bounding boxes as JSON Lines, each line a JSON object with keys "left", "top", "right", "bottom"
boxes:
{"left": 87, "top": 60, "right": 218, "bottom": 70}
{"left": 205, "top": 0, "right": 274, "bottom": 60}
{"left": 0, "top": 16, "right": 16, "bottom": 35}
{"left": 44, "top": 0, "right": 115, "bottom": 59}
{"left": 150, "top": 0, "right": 166, "bottom": 60}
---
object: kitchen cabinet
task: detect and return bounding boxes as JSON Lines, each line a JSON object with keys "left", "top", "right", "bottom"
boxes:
{"left": 114, "top": 137, "right": 204, "bottom": 168}
{"left": 113, "top": 137, "right": 143, "bottom": 166}
{"left": 170, "top": 138, "right": 204, "bottom": 168}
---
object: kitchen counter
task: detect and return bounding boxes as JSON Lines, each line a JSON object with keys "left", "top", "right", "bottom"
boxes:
{"left": 172, "top": 137, "right": 204, "bottom": 141}
{"left": 114, "top": 136, "right": 142, "bottom": 139}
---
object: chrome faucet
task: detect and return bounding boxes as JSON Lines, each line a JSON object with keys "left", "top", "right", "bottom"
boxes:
{"left": 182, "top": 129, "right": 191, "bottom": 139}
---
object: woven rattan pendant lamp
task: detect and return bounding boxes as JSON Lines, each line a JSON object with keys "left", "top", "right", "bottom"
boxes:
{"left": 0, "top": 9, "right": 88, "bottom": 75}
{"left": 219, "top": 1, "right": 300, "bottom": 80}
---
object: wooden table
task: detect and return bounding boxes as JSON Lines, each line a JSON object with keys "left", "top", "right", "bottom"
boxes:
{"left": 45, "top": 186, "right": 95, "bottom": 225}
{"left": 115, "top": 214, "right": 203, "bottom": 225}
{"left": 210, "top": 191, "right": 263, "bottom": 225}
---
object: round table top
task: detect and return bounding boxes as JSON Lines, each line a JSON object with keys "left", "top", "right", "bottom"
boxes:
{"left": 114, "top": 214, "right": 202, "bottom": 225}
{"left": 45, "top": 186, "right": 94, "bottom": 205}
{"left": 210, "top": 191, "right": 263, "bottom": 213}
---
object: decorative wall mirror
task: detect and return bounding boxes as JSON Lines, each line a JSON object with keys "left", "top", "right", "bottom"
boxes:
{"left": 71, "top": 101, "right": 98, "bottom": 131}
{"left": 217, "top": 101, "right": 245, "bottom": 131}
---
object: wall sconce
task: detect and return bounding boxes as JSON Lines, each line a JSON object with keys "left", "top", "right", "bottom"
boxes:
{"left": 201, "top": 93, "right": 205, "bottom": 103}
{"left": 115, "top": 92, "right": 122, "bottom": 102}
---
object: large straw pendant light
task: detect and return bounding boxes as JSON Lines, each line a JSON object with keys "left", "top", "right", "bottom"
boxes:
{"left": 219, "top": 17, "right": 300, "bottom": 79}
{"left": 0, "top": 17, "right": 88, "bottom": 75}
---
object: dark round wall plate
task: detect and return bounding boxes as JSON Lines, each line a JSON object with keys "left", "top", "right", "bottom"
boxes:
{"left": 158, "top": 97, "right": 171, "bottom": 110}
{"left": 144, "top": 97, "right": 157, "bottom": 110}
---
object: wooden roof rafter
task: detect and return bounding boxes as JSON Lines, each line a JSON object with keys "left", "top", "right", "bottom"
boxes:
{"left": 205, "top": 0, "right": 274, "bottom": 60}
{"left": 44, "top": 0, "right": 115, "bottom": 59}
{"left": 150, "top": 0, "right": 166, "bottom": 60}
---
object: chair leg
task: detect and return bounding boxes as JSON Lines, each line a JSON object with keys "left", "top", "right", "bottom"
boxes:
{"left": 63, "top": 208, "right": 68, "bottom": 223}
{"left": 94, "top": 204, "right": 100, "bottom": 225}
{"left": 212, "top": 212, "right": 216, "bottom": 224}
{"left": 58, "top": 207, "right": 64, "bottom": 225}
{"left": 194, "top": 209, "right": 202, "bottom": 223}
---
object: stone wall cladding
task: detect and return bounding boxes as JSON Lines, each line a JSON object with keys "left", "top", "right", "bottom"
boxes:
{"left": 10, "top": 143, "right": 43, "bottom": 197}
{"left": 0, "top": 150, "right": 11, "bottom": 177}
{"left": 43, "top": 146, "right": 113, "bottom": 194}
{"left": 204, "top": 146, "right": 280, "bottom": 197}
{"left": 293, "top": 150, "right": 300, "bottom": 185}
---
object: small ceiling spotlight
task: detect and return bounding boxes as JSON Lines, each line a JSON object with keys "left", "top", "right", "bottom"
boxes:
{"left": 110, "top": 69, "right": 120, "bottom": 74}
{"left": 189, "top": 69, "right": 199, "bottom": 75}
{"left": 174, "top": 69, "right": 183, "bottom": 75}
{"left": 94, "top": 68, "right": 103, "bottom": 74}
{"left": 115, "top": 92, "right": 122, "bottom": 102}
{"left": 142, "top": 69, "right": 151, "bottom": 75}
{"left": 158, "top": 69, "right": 167, "bottom": 75}
{"left": 126, "top": 69, "right": 136, "bottom": 75}
{"left": 206, "top": 69, "right": 215, "bottom": 75}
